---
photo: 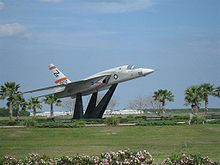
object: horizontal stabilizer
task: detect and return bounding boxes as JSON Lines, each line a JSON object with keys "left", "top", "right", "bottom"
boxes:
{"left": 31, "top": 92, "right": 56, "bottom": 99}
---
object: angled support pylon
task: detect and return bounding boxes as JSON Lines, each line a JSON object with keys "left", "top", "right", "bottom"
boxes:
{"left": 72, "top": 93, "right": 84, "bottom": 119}
{"left": 73, "top": 84, "right": 118, "bottom": 119}
{"left": 84, "top": 92, "right": 98, "bottom": 119}
{"left": 93, "top": 84, "right": 118, "bottom": 118}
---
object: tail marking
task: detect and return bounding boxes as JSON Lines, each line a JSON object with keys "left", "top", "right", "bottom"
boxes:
{"left": 48, "top": 64, "right": 71, "bottom": 85}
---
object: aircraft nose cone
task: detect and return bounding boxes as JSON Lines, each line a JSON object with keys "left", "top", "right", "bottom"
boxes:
{"left": 142, "top": 68, "right": 154, "bottom": 76}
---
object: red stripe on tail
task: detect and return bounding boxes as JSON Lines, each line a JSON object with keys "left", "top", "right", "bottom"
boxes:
{"left": 49, "top": 66, "right": 57, "bottom": 70}
{"left": 55, "top": 77, "right": 68, "bottom": 84}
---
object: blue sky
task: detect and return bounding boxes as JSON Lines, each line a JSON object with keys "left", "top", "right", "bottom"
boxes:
{"left": 0, "top": 0, "right": 220, "bottom": 109}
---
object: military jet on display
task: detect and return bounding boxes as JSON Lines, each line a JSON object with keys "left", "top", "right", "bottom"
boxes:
{"left": 24, "top": 64, "right": 154, "bottom": 119}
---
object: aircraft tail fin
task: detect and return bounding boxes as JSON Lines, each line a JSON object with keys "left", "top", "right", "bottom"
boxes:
{"left": 49, "top": 64, "right": 71, "bottom": 85}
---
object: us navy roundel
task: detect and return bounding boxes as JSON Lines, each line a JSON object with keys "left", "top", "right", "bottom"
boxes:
{"left": 113, "top": 74, "right": 118, "bottom": 80}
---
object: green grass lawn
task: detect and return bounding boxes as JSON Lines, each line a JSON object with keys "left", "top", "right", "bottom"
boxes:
{"left": 0, "top": 125, "right": 220, "bottom": 162}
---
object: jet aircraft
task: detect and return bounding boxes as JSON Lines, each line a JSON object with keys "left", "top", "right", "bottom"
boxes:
{"left": 24, "top": 64, "right": 154, "bottom": 119}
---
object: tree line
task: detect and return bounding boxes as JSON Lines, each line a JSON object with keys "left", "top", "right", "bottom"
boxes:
{"left": 0, "top": 82, "right": 62, "bottom": 120}
{"left": 128, "top": 83, "right": 220, "bottom": 115}
{"left": 0, "top": 82, "right": 220, "bottom": 120}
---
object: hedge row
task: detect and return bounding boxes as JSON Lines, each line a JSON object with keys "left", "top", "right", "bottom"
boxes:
{"left": 1, "top": 117, "right": 220, "bottom": 128}
{"left": 1, "top": 150, "right": 218, "bottom": 165}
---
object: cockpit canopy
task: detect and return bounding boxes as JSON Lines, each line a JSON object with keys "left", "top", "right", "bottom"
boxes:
{"left": 127, "top": 65, "right": 137, "bottom": 70}
{"left": 118, "top": 65, "right": 138, "bottom": 70}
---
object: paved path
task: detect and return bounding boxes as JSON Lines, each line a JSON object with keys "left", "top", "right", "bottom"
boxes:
{"left": 0, "top": 126, "right": 26, "bottom": 128}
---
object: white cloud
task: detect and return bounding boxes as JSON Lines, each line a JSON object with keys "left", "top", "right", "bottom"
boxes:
{"left": 40, "top": 0, "right": 63, "bottom": 3}
{"left": 0, "top": 23, "right": 27, "bottom": 37}
{"left": 82, "top": 0, "right": 156, "bottom": 13}
{"left": 0, "top": 1, "right": 5, "bottom": 10}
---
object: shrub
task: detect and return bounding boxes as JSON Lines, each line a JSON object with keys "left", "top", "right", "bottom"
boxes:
{"left": 84, "top": 119, "right": 104, "bottom": 124}
{"left": 137, "top": 120, "right": 177, "bottom": 126}
{"left": 22, "top": 153, "right": 54, "bottom": 164}
{"left": 105, "top": 116, "right": 119, "bottom": 126}
{"left": 99, "top": 149, "right": 153, "bottom": 164}
{"left": 172, "top": 115, "right": 190, "bottom": 120}
{"left": 57, "top": 155, "right": 93, "bottom": 165}
{"left": 207, "top": 119, "right": 220, "bottom": 124}
{"left": 1, "top": 155, "right": 17, "bottom": 165}
{"left": 0, "top": 107, "right": 9, "bottom": 117}
{"left": 35, "top": 121, "right": 85, "bottom": 128}
{"left": 72, "top": 120, "right": 86, "bottom": 127}
{"left": 19, "top": 110, "right": 30, "bottom": 117}
{"left": 23, "top": 118, "right": 37, "bottom": 127}
{"left": 163, "top": 153, "right": 216, "bottom": 165}
{"left": 7, "top": 120, "right": 19, "bottom": 126}
{"left": 118, "top": 117, "right": 129, "bottom": 123}
{"left": 124, "top": 115, "right": 138, "bottom": 123}
{"left": 190, "top": 116, "right": 206, "bottom": 124}
{"left": 0, "top": 120, "right": 10, "bottom": 126}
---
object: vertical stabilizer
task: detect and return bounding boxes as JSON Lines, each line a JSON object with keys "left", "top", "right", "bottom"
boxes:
{"left": 48, "top": 64, "right": 71, "bottom": 85}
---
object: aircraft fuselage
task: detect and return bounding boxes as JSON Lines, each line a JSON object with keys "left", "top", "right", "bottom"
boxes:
{"left": 55, "top": 65, "right": 154, "bottom": 98}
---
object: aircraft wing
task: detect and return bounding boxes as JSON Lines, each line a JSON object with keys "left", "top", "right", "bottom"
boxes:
{"left": 22, "top": 84, "right": 65, "bottom": 94}
{"left": 23, "top": 74, "right": 111, "bottom": 95}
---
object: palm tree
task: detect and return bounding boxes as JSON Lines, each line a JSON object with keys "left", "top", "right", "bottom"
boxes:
{"left": 0, "top": 82, "right": 20, "bottom": 120}
{"left": 199, "top": 83, "right": 214, "bottom": 115}
{"left": 28, "top": 97, "right": 42, "bottom": 117}
{"left": 153, "top": 89, "right": 174, "bottom": 115}
{"left": 12, "top": 93, "right": 27, "bottom": 119}
{"left": 214, "top": 86, "right": 220, "bottom": 97}
{"left": 184, "top": 85, "right": 202, "bottom": 114}
{"left": 43, "top": 95, "right": 62, "bottom": 118}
